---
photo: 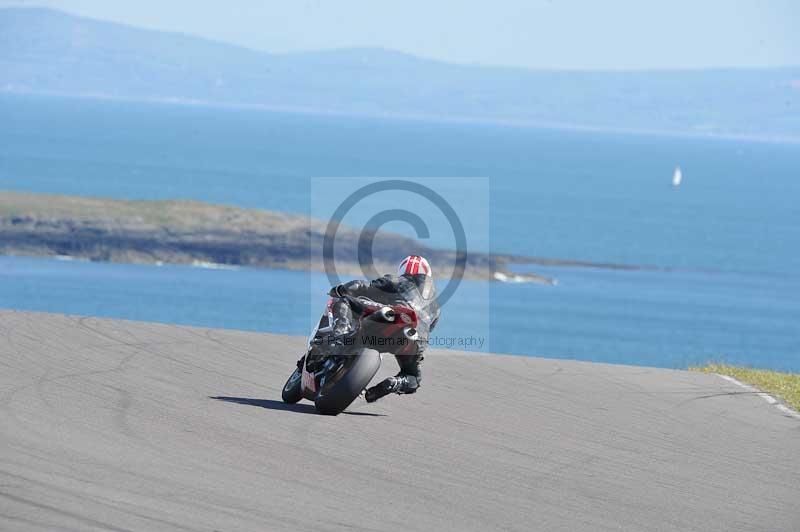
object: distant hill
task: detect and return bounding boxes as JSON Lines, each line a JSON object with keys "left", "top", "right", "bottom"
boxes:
{"left": 1, "top": 7, "right": 799, "bottom": 140}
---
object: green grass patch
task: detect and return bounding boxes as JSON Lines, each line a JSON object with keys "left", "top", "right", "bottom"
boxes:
{"left": 692, "top": 364, "right": 800, "bottom": 412}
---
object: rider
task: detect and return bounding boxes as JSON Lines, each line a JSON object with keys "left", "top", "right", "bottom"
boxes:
{"left": 323, "top": 255, "right": 440, "bottom": 403}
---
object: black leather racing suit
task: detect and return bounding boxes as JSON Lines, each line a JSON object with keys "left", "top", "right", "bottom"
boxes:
{"left": 329, "top": 273, "right": 440, "bottom": 401}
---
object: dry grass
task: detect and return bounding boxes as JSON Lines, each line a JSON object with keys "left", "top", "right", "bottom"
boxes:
{"left": 692, "top": 364, "right": 800, "bottom": 412}
{"left": 0, "top": 190, "right": 315, "bottom": 232}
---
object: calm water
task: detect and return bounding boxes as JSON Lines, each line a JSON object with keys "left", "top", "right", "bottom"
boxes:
{"left": 1, "top": 94, "right": 798, "bottom": 370}
{"left": 0, "top": 256, "right": 796, "bottom": 371}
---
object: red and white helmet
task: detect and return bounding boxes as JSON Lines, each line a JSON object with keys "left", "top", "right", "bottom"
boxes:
{"left": 398, "top": 255, "right": 432, "bottom": 277}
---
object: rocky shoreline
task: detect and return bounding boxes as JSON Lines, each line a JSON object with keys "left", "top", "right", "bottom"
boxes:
{"left": 0, "top": 191, "right": 561, "bottom": 284}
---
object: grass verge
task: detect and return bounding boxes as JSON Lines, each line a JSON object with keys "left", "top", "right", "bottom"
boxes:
{"left": 692, "top": 364, "right": 800, "bottom": 412}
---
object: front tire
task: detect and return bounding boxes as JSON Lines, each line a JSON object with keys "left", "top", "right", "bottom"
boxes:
{"left": 314, "top": 349, "right": 381, "bottom": 415}
{"left": 281, "top": 367, "right": 302, "bottom": 404}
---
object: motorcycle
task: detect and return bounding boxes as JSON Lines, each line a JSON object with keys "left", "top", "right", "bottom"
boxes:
{"left": 281, "top": 295, "right": 419, "bottom": 415}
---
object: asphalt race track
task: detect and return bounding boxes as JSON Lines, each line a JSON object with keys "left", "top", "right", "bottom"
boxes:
{"left": 0, "top": 310, "right": 798, "bottom": 531}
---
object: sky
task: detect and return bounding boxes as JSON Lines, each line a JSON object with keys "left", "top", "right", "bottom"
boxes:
{"left": 2, "top": 0, "right": 798, "bottom": 70}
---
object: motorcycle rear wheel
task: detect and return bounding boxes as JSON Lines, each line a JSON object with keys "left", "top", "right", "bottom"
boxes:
{"left": 314, "top": 348, "right": 381, "bottom": 415}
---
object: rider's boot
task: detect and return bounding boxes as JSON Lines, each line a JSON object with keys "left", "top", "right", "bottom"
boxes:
{"left": 365, "top": 376, "right": 402, "bottom": 403}
{"left": 365, "top": 374, "right": 419, "bottom": 403}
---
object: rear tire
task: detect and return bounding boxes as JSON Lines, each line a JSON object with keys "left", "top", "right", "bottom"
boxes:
{"left": 314, "top": 349, "right": 381, "bottom": 415}
{"left": 281, "top": 367, "right": 302, "bottom": 404}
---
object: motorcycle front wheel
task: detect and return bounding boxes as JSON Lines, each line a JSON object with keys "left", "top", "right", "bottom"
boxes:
{"left": 281, "top": 367, "right": 303, "bottom": 404}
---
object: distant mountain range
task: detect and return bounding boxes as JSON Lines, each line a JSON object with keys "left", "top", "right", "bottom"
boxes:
{"left": 1, "top": 7, "right": 799, "bottom": 140}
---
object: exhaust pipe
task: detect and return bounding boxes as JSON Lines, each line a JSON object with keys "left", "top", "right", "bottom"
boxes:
{"left": 379, "top": 307, "right": 396, "bottom": 322}
{"left": 403, "top": 327, "right": 419, "bottom": 341}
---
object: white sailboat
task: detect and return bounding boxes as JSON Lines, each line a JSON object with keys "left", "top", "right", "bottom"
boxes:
{"left": 672, "top": 166, "right": 683, "bottom": 187}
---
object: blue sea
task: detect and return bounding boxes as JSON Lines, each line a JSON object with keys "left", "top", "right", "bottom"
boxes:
{"left": 1, "top": 94, "right": 798, "bottom": 370}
